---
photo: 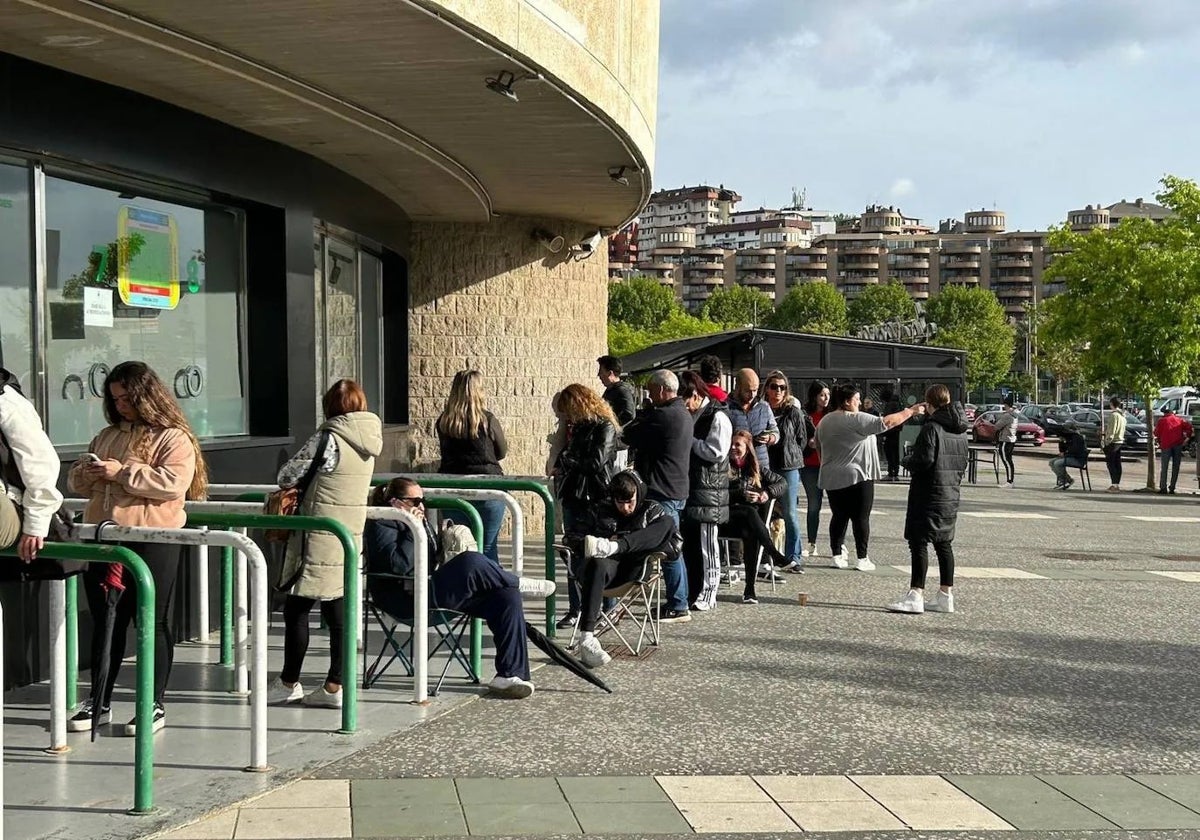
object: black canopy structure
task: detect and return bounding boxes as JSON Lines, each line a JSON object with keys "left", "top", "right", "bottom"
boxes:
{"left": 619, "top": 328, "right": 967, "bottom": 402}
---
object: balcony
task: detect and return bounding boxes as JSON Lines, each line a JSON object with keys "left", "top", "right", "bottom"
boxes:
{"left": 942, "top": 244, "right": 982, "bottom": 255}
{"left": 892, "top": 259, "right": 930, "bottom": 270}
{"left": 994, "top": 242, "right": 1034, "bottom": 254}
{"left": 996, "top": 258, "right": 1033, "bottom": 269}
{"left": 893, "top": 246, "right": 931, "bottom": 256}
{"left": 685, "top": 260, "right": 725, "bottom": 271}
{"left": 943, "top": 258, "right": 980, "bottom": 269}
{"left": 843, "top": 245, "right": 882, "bottom": 255}
{"left": 994, "top": 286, "right": 1034, "bottom": 299}
{"left": 993, "top": 273, "right": 1033, "bottom": 284}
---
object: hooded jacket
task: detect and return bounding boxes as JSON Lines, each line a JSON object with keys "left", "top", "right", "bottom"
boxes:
{"left": 282, "top": 411, "right": 383, "bottom": 600}
{"left": 577, "top": 479, "right": 683, "bottom": 561}
{"left": 902, "top": 403, "right": 969, "bottom": 543}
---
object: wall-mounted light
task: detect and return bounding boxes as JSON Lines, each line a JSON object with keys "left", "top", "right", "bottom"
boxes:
{"left": 533, "top": 228, "right": 566, "bottom": 254}
{"left": 485, "top": 70, "right": 543, "bottom": 103}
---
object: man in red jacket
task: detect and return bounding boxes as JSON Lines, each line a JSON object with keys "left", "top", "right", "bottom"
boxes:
{"left": 1153, "top": 408, "right": 1193, "bottom": 494}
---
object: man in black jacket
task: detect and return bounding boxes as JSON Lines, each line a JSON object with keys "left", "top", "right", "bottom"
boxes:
{"left": 621, "top": 369, "right": 694, "bottom": 620}
{"left": 1050, "top": 421, "right": 1089, "bottom": 489}
{"left": 597, "top": 355, "right": 638, "bottom": 426}
{"left": 570, "top": 472, "right": 683, "bottom": 665}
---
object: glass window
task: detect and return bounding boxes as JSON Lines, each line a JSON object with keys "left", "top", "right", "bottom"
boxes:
{"left": 0, "top": 162, "right": 32, "bottom": 385}
{"left": 43, "top": 175, "right": 246, "bottom": 444}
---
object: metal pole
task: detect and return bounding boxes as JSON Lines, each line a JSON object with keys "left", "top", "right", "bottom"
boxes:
{"left": 193, "top": 544, "right": 210, "bottom": 643}
{"left": 234, "top": 528, "right": 249, "bottom": 695}
{"left": 65, "top": 575, "right": 78, "bottom": 710}
{"left": 47, "top": 580, "right": 68, "bottom": 754}
{"left": 220, "top": 545, "right": 234, "bottom": 667}
{"left": 394, "top": 508, "right": 429, "bottom": 705}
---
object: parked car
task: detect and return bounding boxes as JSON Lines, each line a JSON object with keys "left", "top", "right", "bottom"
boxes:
{"left": 1021, "top": 404, "right": 1071, "bottom": 437}
{"left": 964, "top": 403, "right": 977, "bottom": 422}
{"left": 971, "top": 411, "right": 1046, "bottom": 445}
{"left": 1069, "top": 409, "right": 1150, "bottom": 451}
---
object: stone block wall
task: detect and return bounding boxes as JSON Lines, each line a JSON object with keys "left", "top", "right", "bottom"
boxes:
{"left": 406, "top": 214, "right": 607, "bottom": 481}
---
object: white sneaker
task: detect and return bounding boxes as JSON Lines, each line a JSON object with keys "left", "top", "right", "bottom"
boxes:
{"left": 887, "top": 589, "right": 925, "bottom": 614}
{"left": 855, "top": 556, "right": 876, "bottom": 572}
{"left": 488, "top": 675, "right": 535, "bottom": 698}
{"left": 806, "top": 543, "right": 819, "bottom": 558}
{"left": 518, "top": 577, "right": 556, "bottom": 598}
{"left": 303, "top": 685, "right": 343, "bottom": 708}
{"left": 267, "top": 678, "right": 304, "bottom": 705}
{"left": 577, "top": 635, "right": 612, "bottom": 668}
{"left": 584, "top": 535, "right": 617, "bottom": 559}
{"left": 831, "top": 552, "right": 849, "bottom": 569}
{"left": 925, "top": 590, "right": 955, "bottom": 613}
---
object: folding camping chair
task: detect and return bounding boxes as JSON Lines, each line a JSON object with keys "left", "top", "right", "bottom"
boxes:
{"left": 362, "top": 572, "right": 480, "bottom": 696}
{"left": 718, "top": 499, "right": 778, "bottom": 593}
{"left": 558, "top": 543, "right": 663, "bottom": 657}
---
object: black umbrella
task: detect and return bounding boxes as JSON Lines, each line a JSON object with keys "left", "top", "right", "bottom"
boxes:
{"left": 525, "top": 622, "right": 612, "bottom": 694}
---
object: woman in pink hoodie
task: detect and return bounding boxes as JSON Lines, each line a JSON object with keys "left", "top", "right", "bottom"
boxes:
{"left": 68, "top": 361, "right": 208, "bottom": 737}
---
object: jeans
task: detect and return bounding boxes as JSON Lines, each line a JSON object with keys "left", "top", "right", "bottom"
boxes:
{"left": 1104, "top": 444, "right": 1123, "bottom": 485}
{"left": 446, "top": 498, "right": 506, "bottom": 563}
{"left": 1050, "top": 457, "right": 1085, "bottom": 483}
{"left": 1160, "top": 444, "right": 1184, "bottom": 492}
{"left": 779, "top": 468, "right": 803, "bottom": 562}
{"left": 799, "top": 466, "right": 823, "bottom": 545}
{"left": 647, "top": 494, "right": 688, "bottom": 611}
{"left": 826, "top": 481, "right": 874, "bottom": 559}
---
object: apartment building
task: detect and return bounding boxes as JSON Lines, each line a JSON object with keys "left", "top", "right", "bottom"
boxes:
{"left": 608, "top": 221, "right": 639, "bottom": 278}
{"left": 635, "top": 184, "right": 741, "bottom": 254}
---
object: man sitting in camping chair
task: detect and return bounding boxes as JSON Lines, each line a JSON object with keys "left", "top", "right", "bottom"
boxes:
{"left": 566, "top": 471, "right": 682, "bottom": 669}
{"left": 363, "top": 478, "right": 555, "bottom": 699}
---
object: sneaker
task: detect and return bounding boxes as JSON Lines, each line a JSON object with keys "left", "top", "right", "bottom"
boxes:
{"left": 303, "top": 685, "right": 343, "bottom": 708}
{"left": 656, "top": 607, "right": 692, "bottom": 624}
{"left": 488, "top": 675, "right": 535, "bottom": 698}
{"left": 124, "top": 702, "right": 165, "bottom": 736}
{"left": 887, "top": 589, "right": 925, "bottom": 614}
{"left": 584, "top": 535, "right": 617, "bottom": 559}
{"left": 806, "top": 543, "right": 819, "bottom": 558}
{"left": 518, "top": 577, "right": 556, "bottom": 598}
{"left": 925, "top": 590, "right": 955, "bottom": 613}
{"left": 831, "top": 552, "right": 849, "bottom": 569}
{"left": 855, "top": 556, "right": 876, "bottom": 572}
{"left": 267, "top": 677, "right": 305, "bottom": 706}
{"left": 1006, "top": 481, "right": 1014, "bottom": 488}
{"left": 1106, "top": 485, "right": 1120, "bottom": 493}
{"left": 757, "top": 563, "right": 785, "bottom": 583}
{"left": 555, "top": 612, "right": 579, "bottom": 630}
{"left": 577, "top": 635, "right": 611, "bottom": 668}
{"left": 781, "top": 559, "right": 805, "bottom": 575}
{"left": 67, "top": 699, "right": 110, "bottom": 732}
{"left": 742, "top": 594, "right": 759, "bottom": 605}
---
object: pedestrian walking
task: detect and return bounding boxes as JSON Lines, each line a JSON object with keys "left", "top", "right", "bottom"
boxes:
{"left": 888, "top": 385, "right": 968, "bottom": 615}
{"left": 1102, "top": 397, "right": 1127, "bottom": 492}
{"left": 992, "top": 396, "right": 1019, "bottom": 486}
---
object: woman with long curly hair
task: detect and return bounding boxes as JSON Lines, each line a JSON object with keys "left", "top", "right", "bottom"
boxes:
{"left": 550, "top": 383, "right": 617, "bottom": 628}
{"left": 438, "top": 370, "right": 508, "bottom": 562}
{"left": 722, "top": 429, "right": 789, "bottom": 604}
{"left": 68, "top": 361, "right": 208, "bottom": 736}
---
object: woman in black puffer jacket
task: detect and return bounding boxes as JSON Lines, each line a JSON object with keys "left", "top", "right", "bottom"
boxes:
{"left": 722, "top": 429, "right": 789, "bottom": 605}
{"left": 552, "top": 383, "right": 618, "bottom": 628}
{"left": 888, "top": 384, "right": 969, "bottom": 616}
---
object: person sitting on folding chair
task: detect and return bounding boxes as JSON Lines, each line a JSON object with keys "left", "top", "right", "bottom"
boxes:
{"left": 363, "top": 478, "right": 554, "bottom": 699}
{"left": 723, "top": 429, "right": 790, "bottom": 604}
{"left": 568, "top": 471, "right": 682, "bottom": 668}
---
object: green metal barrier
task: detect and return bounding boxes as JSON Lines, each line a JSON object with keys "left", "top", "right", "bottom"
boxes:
{"left": 378, "top": 477, "right": 558, "bottom": 636}
{"left": 185, "top": 512, "right": 361, "bottom": 733}
{"left": 220, "top": 547, "right": 234, "bottom": 666}
{"left": 422, "top": 498, "right": 486, "bottom": 676}
{"left": 65, "top": 575, "right": 79, "bottom": 709}
{"left": 0, "top": 543, "right": 156, "bottom": 813}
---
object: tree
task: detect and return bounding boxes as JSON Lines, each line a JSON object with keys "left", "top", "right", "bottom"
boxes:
{"left": 846, "top": 281, "right": 917, "bottom": 330}
{"left": 764, "top": 282, "right": 848, "bottom": 335}
{"left": 607, "top": 309, "right": 719, "bottom": 357}
{"left": 924, "top": 285, "right": 1014, "bottom": 392}
{"left": 607, "top": 276, "right": 677, "bottom": 331}
{"left": 700, "top": 285, "right": 774, "bottom": 327}
{"left": 1040, "top": 174, "right": 1200, "bottom": 488}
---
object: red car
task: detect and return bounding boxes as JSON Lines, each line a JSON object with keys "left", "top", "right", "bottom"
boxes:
{"left": 971, "top": 411, "right": 1045, "bottom": 445}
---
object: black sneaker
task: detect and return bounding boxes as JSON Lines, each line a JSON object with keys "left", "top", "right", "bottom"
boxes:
{"left": 655, "top": 607, "right": 692, "bottom": 624}
{"left": 67, "top": 699, "right": 110, "bottom": 733}
{"left": 555, "top": 612, "right": 579, "bottom": 630}
{"left": 124, "top": 702, "right": 165, "bottom": 736}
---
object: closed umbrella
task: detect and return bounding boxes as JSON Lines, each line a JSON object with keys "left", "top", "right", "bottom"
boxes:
{"left": 525, "top": 622, "right": 612, "bottom": 694}
{"left": 91, "top": 564, "right": 126, "bottom": 741}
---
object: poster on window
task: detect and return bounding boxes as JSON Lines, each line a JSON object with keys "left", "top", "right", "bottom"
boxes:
{"left": 117, "top": 206, "right": 180, "bottom": 310}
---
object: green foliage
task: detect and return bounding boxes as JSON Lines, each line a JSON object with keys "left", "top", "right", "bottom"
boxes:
{"left": 764, "top": 282, "right": 848, "bottom": 335}
{"left": 924, "top": 285, "right": 1014, "bottom": 391}
{"left": 61, "top": 233, "right": 145, "bottom": 300}
{"left": 700, "top": 285, "right": 774, "bottom": 326}
{"left": 846, "top": 282, "right": 917, "bottom": 330}
{"left": 607, "top": 276, "right": 678, "bottom": 331}
{"left": 607, "top": 310, "right": 719, "bottom": 357}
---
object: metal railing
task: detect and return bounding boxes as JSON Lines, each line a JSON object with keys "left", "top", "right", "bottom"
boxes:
{"left": 0, "top": 543, "right": 156, "bottom": 813}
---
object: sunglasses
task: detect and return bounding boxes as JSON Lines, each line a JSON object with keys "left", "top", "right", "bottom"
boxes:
{"left": 767, "top": 383, "right": 787, "bottom": 391}
{"left": 394, "top": 496, "right": 425, "bottom": 507}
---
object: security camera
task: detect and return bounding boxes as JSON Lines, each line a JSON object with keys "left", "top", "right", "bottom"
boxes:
{"left": 578, "top": 231, "right": 603, "bottom": 253}
{"left": 532, "top": 228, "right": 566, "bottom": 254}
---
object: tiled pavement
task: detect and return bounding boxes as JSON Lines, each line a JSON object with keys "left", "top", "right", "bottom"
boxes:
{"left": 158, "top": 774, "right": 1200, "bottom": 837}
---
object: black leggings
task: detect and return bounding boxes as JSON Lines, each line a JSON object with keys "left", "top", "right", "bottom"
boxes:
{"left": 83, "top": 542, "right": 181, "bottom": 706}
{"left": 826, "top": 481, "right": 874, "bottom": 559}
{"left": 998, "top": 441, "right": 1015, "bottom": 482}
{"left": 910, "top": 540, "right": 955, "bottom": 589}
{"left": 281, "top": 595, "right": 345, "bottom": 686}
{"left": 719, "top": 503, "right": 787, "bottom": 597}
{"left": 1104, "top": 444, "right": 1123, "bottom": 485}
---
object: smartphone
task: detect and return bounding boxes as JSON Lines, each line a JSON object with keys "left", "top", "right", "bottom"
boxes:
{"left": 83, "top": 453, "right": 102, "bottom": 463}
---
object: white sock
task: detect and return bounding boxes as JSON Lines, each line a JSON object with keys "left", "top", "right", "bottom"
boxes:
{"left": 581, "top": 631, "right": 595, "bottom": 643}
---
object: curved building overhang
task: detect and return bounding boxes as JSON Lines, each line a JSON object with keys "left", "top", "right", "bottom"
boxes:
{"left": 0, "top": 0, "right": 655, "bottom": 227}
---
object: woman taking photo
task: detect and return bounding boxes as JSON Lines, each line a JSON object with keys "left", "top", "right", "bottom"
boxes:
{"left": 269, "top": 379, "right": 382, "bottom": 708}
{"left": 438, "top": 370, "right": 507, "bottom": 563}
{"left": 800, "top": 381, "right": 830, "bottom": 559}
{"left": 763, "top": 370, "right": 805, "bottom": 573}
{"left": 815, "top": 383, "right": 923, "bottom": 571}
{"left": 550, "top": 383, "right": 618, "bottom": 629}
{"left": 723, "top": 429, "right": 789, "bottom": 604}
{"left": 68, "top": 361, "right": 207, "bottom": 735}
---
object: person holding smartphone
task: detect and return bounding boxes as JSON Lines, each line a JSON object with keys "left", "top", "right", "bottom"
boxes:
{"left": 67, "top": 361, "right": 207, "bottom": 736}
{"left": 725, "top": 368, "right": 778, "bottom": 469}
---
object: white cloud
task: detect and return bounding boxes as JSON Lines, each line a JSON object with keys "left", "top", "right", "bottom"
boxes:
{"left": 890, "top": 178, "right": 916, "bottom": 199}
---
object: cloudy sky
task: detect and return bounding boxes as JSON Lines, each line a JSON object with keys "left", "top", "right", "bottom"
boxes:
{"left": 655, "top": 0, "right": 1200, "bottom": 230}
